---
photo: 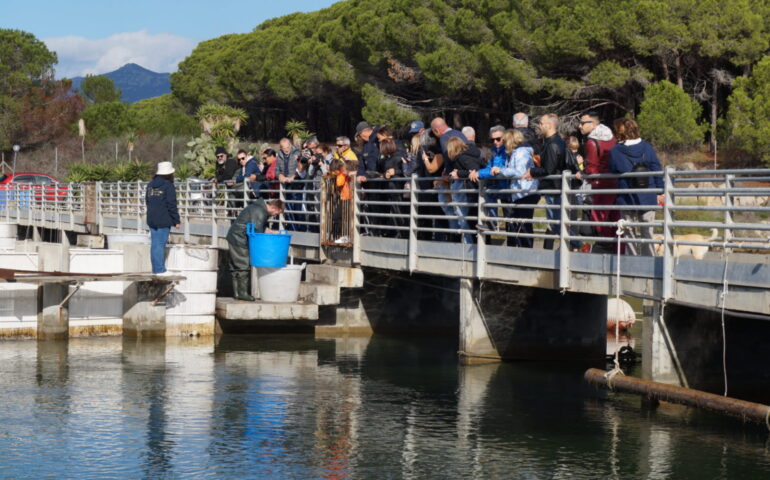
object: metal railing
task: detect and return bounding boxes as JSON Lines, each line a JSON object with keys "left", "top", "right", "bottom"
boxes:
{"left": 2, "top": 168, "right": 769, "bottom": 287}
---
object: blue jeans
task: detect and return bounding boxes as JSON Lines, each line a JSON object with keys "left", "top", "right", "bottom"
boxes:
{"left": 544, "top": 195, "right": 580, "bottom": 250}
{"left": 149, "top": 227, "right": 170, "bottom": 274}
{"left": 437, "top": 181, "right": 473, "bottom": 243}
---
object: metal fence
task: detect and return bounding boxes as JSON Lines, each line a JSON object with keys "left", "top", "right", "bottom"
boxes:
{"left": 1, "top": 168, "right": 769, "bottom": 258}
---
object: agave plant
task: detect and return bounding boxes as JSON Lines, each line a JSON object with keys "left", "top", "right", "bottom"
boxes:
{"left": 172, "top": 161, "right": 197, "bottom": 181}
{"left": 114, "top": 160, "right": 152, "bottom": 182}
{"left": 285, "top": 120, "right": 314, "bottom": 147}
{"left": 196, "top": 103, "right": 248, "bottom": 134}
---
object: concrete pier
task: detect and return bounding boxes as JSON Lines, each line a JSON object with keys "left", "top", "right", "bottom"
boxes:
{"left": 37, "top": 283, "right": 70, "bottom": 341}
{"left": 643, "top": 302, "right": 770, "bottom": 397}
{"left": 459, "top": 279, "right": 607, "bottom": 362}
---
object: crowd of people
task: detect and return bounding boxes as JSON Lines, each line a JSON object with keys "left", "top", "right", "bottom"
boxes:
{"left": 209, "top": 111, "right": 664, "bottom": 255}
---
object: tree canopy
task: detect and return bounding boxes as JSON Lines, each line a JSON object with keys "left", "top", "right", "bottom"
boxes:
{"left": 0, "top": 29, "right": 83, "bottom": 150}
{"left": 170, "top": 0, "right": 770, "bottom": 140}
{"left": 79, "top": 75, "right": 122, "bottom": 104}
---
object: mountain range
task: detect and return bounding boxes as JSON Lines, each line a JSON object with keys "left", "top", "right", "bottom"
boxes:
{"left": 70, "top": 63, "right": 171, "bottom": 103}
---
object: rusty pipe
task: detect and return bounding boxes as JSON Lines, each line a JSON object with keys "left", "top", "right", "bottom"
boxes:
{"left": 584, "top": 368, "right": 770, "bottom": 429}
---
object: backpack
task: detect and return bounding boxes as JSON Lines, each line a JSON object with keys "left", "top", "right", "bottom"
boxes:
{"left": 629, "top": 154, "right": 649, "bottom": 189}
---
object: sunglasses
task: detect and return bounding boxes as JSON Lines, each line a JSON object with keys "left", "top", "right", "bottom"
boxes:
{"left": 237, "top": 157, "right": 246, "bottom": 161}
{"left": 336, "top": 144, "right": 346, "bottom": 147}
{"left": 579, "top": 120, "right": 595, "bottom": 125}
{"left": 491, "top": 137, "right": 503, "bottom": 142}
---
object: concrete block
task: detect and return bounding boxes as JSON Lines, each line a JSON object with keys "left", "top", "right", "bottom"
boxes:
{"left": 315, "top": 298, "right": 374, "bottom": 336}
{"left": 76, "top": 235, "right": 105, "bottom": 249}
{"left": 121, "top": 243, "right": 151, "bottom": 273}
{"left": 37, "top": 283, "right": 69, "bottom": 341}
{"left": 298, "top": 281, "right": 340, "bottom": 305}
{"left": 216, "top": 298, "right": 318, "bottom": 321}
{"left": 123, "top": 301, "right": 166, "bottom": 338}
{"left": 306, "top": 264, "right": 363, "bottom": 288}
{"left": 38, "top": 243, "right": 69, "bottom": 272}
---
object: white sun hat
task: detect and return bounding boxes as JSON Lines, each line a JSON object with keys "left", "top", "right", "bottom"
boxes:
{"left": 156, "top": 161, "right": 175, "bottom": 175}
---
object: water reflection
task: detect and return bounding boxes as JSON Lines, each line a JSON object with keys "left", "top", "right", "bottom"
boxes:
{"left": 0, "top": 335, "right": 767, "bottom": 479}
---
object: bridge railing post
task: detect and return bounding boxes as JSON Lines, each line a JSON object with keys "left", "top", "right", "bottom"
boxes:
{"left": 724, "top": 173, "right": 734, "bottom": 254}
{"left": 476, "top": 178, "right": 486, "bottom": 278}
{"left": 408, "top": 174, "right": 418, "bottom": 273}
{"left": 662, "top": 167, "right": 675, "bottom": 301}
{"left": 351, "top": 180, "right": 361, "bottom": 265}
{"left": 558, "top": 170, "right": 571, "bottom": 290}
{"left": 278, "top": 181, "right": 285, "bottom": 231}
{"left": 136, "top": 181, "right": 142, "bottom": 234}
{"left": 210, "top": 183, "right": 218, "bottom": 247}
{"left": 183, "top": 180, "right": 191, "bottom": 243}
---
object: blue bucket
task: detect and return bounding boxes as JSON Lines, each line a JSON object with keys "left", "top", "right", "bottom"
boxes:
{"left": 246, "top": 223, "right": 291, "bottom": 267}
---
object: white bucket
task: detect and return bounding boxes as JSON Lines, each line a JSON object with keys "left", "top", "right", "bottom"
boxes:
{"left": 166, "top": 245, "right": 218, "bottom": 271}
{"left": 257, "top": 263, "right": 306, "bottom": 303}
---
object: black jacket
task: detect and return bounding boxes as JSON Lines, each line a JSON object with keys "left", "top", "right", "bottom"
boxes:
{"left": 451, "top": 144, "right": 484, "bottom": 178}
{"left": 529, "top": 133, "right": 566, "bottom": 190}
{"left": 146, "top": 176, "right": 180, "bottom": 229}
{"left": 216, "top": 157, "right": 238, "bottom": 183}
{"left": 356, "top": 127, "right": 382, "bottom": 178}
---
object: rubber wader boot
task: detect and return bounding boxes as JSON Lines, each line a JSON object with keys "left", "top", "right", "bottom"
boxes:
{"left": 233, "top": 271, "right": 255, "bottom": 302}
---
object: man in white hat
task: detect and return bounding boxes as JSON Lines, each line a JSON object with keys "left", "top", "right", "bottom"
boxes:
{"left": 146, "top": 161, "right": 180, "bottom": 275}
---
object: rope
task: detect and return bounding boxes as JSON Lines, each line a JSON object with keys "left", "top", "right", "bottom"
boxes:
{"left": 720, "top": 239, "right": 730, "bottom": 397}
{"left": 607, "top": 219, "right": 628, "bottom": 378}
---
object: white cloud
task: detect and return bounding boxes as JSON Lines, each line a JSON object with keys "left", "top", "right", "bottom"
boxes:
{"left": 44, "top": 30, "right": 197, "bottom": 78}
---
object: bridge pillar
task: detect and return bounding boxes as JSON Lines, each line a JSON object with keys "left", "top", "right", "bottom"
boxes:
{"left": 643, "top": 302, "right": 770, "bottom": 398}
{"left": 36, "top": 243, "right": 71, "bottom": 340}
{"left": 37, "top": 283, "right": 70, "bottom": 340}
{"left": 459, "top": 279, "right": 607, "bottom": 362}
{"left": 123, "top": 282, "right": 167, "bottom": 338}
{"left": 642, "top": 301, "right": 686, "bottom": 387}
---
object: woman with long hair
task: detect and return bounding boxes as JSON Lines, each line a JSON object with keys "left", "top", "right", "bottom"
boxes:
{"left": 495, "top": 129, "right": 540, "bottom": 247}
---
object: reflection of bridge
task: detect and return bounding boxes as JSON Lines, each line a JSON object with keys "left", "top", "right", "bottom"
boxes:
{"left": 2, "top": 168, "right": 770, "bottom": 393}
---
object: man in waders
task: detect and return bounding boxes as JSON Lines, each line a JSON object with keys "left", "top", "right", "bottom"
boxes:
{"left": 226, "top": 198, "right": 284, "bottom": 301}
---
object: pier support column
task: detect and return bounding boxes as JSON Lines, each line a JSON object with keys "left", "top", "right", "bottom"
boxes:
{"left": 460, "top": 280, "right": 607, "bottom": 362}
{"left": 642, "top": 301, "right": 687, "bottom": 387}
{"left": 459, "top": 279, "right": 500, "bottom": 364}
{"left": 36, "top": 243, "right": 71, "bottom": 340}
{"left": 316, "top": 291, "right": 374, "bottom": 336}
{"left": 643, "top": 302, "right": 770, "bottom": 396}
{"left": 37, "top": 283, "right": 70, "bottom": 340}
{"left": 123, "top": 282, "right": 166, "bottom": 338}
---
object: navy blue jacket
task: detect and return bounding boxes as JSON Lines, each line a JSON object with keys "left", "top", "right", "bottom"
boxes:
{"left": 609, "top": 140, "right": 663, "bottom": 208}
{"left": 146, "top": 176, "right": 180, "bottom": 229}
{"left": 356, "top": 127, "right": 382, "bottom": 178}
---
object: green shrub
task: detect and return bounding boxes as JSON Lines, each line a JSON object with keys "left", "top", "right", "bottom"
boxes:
{"left": 637, "top": 81, "right": 708, "bottom": 150}
{"left": 727, "top": 56, "right": 770, "bottom": 167}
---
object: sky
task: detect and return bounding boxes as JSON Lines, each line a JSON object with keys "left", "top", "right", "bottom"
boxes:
{"left": 2, "top": 0, "right": 337, "bottom": 78}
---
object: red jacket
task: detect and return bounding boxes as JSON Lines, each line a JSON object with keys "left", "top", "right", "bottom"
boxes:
{"left": 584, "top": 137, "right": 617, "bottom": 189}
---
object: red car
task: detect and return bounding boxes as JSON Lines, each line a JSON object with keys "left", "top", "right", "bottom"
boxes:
{"left": 0, "top": 172, "right": 68, "bottom": 203}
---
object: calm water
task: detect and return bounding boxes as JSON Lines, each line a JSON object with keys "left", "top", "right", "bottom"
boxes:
{"left": 0, "top": 334, "right": 768, "bottom": 479}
